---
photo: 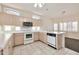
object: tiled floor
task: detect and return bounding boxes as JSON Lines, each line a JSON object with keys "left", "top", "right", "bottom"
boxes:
{"left": 13, "top": 41, "right": 79, "bottom": 55}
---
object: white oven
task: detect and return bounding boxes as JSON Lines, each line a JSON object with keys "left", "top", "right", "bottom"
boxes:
{"left": 24, "top": 32, "right": 33, "bottom": 44}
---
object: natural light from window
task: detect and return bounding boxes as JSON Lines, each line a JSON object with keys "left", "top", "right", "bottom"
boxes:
{"left": 54, "top": 24, "right": 58, "bottom": 31}
{"left": 4, "top": 25, "right": 12, "bottom": 31}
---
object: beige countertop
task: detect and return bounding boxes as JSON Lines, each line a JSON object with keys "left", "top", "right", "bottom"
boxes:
{"left": 0, "top": 30, "right": 64, "bottom": 50}
{"left": 39, "top": 31, "right": 64, "bottom": 34}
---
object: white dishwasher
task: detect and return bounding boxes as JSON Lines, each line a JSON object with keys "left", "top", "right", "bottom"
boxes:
{"left": 47, "top": 33, "right": 56, "bottom": 47}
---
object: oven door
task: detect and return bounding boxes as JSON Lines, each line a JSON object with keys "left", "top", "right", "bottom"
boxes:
{"left": 24, "top": 33, "right": 33, "bottom": 44}
{"left": 24, "top": 33, "right": 32, "bottom": 40}
{"left": 26, "top": 34, "right": 32, "bottom": 38}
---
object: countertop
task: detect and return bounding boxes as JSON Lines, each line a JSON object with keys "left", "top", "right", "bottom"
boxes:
{"left": 0, "top": 30, "right": 64, "bottom": 50}
{"left": 39, "top": 31, "right": 64, "bottom": 34}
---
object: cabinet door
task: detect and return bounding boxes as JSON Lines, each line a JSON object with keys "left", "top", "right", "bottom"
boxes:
{"left": 39, "top": 32, "right": 43, "bottom": 42}
{"left": 33, "top": 32, "right": 39, "bottom": 41}
{"left": 39, "top": 32, "right": 47, "bottom": 44}
{"left": 12, "top": 15, "right": 19, "bottom": 26}
{"left": 0, "top": 13, "right": 13, "bottom": 25}
{"left": 14, "top": 33, "right": 24, "bottom": 46}
{"left": 43, "top": 33, "right": 47, "bottom": 44}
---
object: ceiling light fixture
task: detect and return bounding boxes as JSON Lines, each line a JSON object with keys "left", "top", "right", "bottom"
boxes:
{"left": 32, "top": 15, "right": 40, "bottom": 20}
{"left": 34, "top": 3, "right": 45, "bottom": 8}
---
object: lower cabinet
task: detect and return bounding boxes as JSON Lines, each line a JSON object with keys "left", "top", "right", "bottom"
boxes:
{"left": 65, "top": 37, "right": 79, "bottom": 52}
{"left": 56, "top": 34, "right": 64, "bottom": 49}
{"left": 14, "top": 33, "right": 24, "bottom": 46}
{"left": 39, "top": 32, "right": 47, "bottom": 44}
{"left": 33, "top": 32, "right": 39, "bottom": 41}
{"left": 2, "top": 33, "right": 24, "bottom": 55}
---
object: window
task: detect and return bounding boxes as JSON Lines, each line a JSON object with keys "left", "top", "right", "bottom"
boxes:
{"left": 72, "top": 21, "right": 78, "bottom": 32}
{"left": 57, "top": 21, "right": 78, "bottom": 32}
{"left": 54, "top": 24, "right": 58, "bottom": 31}
{"left": 63, "top": 23, "right": 67, "bottom": 31}
{"left": 3, "top": 25, "right": 12, "bottom": 31}
{"left": 67, "top": 22, "right": 72, "bottom": 32}
{"left": 47, "top": 24, "right": 54, "bottom": 31}
{"left": 4, "top": 8, "right": 20, "bottom": 16}
{"left": 59, "top": 23, "right": 63, "bottom": 31}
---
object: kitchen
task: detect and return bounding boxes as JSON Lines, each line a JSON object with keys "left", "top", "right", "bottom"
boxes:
{"left": 0, "top": 3, "right": 79, "bottom": 55}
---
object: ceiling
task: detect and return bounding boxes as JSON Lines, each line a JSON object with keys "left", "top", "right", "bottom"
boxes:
{"left": 2, "top": 3, "right": 79, "bottom": 19}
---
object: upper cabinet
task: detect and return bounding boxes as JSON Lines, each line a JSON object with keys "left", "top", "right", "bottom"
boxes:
{"left": 0, "top": 13, "right": 13, "bottom": 25}
{"left": 0, "top": 13, "right": 23, "bottom": 26}
{"left": 0, "top": 13, "right": 41, "bottom": 26}
{"left": 0, "top": 5, "right": 41, "bottom": 26}
{"left": 12, "top": 15, "right": 22, "bottom": 26}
